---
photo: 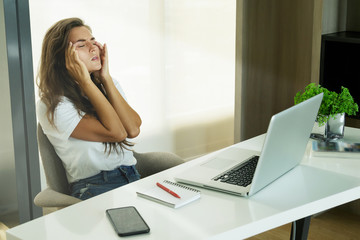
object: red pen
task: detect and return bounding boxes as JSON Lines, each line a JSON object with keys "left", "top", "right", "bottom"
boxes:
{"left": 156, "top": 182, "right": 181, "bottom": 199}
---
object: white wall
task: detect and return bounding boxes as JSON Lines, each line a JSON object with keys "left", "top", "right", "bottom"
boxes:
{"left": 29, "top": 0, "right": 235, "bottom": 163}
{"left": 0, "top": 0, "right": 18, "bottom": 216}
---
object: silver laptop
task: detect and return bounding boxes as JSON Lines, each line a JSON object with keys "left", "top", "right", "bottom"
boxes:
{"left": 175, "top": 93, "right": 323, "bottom": 196}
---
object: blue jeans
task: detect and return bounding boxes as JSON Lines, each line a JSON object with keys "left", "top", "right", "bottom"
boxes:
{"left": 70, "top": 165, "right": 141, "bottom": 200}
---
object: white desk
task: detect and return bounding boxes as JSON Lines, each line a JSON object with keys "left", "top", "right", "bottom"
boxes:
{"left": 7, "top": 128, "right": 360, "bottom": 240}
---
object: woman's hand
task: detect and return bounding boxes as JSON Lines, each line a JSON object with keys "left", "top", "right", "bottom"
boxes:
{"left": 65, "top": 42, "right": 91, "bottom": 86}
{"left": 93, "top": 42, "right": 112, "bottom": 83}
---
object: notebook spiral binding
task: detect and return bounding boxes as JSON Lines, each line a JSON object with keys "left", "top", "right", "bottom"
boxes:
{"left": 163, "top": 180, "right": 200, "bottom": 193}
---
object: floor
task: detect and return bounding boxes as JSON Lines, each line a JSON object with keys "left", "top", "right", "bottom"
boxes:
{"left": 0, "top": 211, "right": 19, "bottom": 240}
{"left": 1, "top": 205, "right": 359, "bottom": 240}
{"left": 247, "top": 205, "right": 360, "bottom": 240}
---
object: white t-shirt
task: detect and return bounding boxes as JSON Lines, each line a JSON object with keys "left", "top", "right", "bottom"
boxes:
{"left": 36, "top": 79, "right": 136, "bottom": 183}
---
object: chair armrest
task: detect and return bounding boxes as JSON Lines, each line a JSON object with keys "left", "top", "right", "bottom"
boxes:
{"left": 34, "top": 187, "right": 82, "bottom": 208}
{"left": 134, "top": 151, "right": 184, "bottom": 178}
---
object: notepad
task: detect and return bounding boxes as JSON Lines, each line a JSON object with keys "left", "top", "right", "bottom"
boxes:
{"left": 136, "top": 180, "right": 201, "bottom": 208}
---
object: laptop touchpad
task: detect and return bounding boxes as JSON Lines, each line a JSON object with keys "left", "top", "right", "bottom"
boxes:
{"left": 201, "top": 157, "right": 237, "bottom": 170}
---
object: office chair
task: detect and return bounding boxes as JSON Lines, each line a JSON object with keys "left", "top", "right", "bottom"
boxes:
{"left": 34, "top": 123, "right": 184, "bottom": 214}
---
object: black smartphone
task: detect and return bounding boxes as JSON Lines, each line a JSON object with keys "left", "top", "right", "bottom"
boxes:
{"left": 106, "top": 206, "right": 150, "bottom": 237}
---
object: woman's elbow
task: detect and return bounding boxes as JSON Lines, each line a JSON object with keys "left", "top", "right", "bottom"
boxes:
{"left": 110, "top": 129, "right": 128, "bottom": 142}
{"left": 127, "top": 127, "right": 140, "bottom": 139}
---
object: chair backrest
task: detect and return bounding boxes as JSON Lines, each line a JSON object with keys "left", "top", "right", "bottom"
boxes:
{"left": 37, "top": 123, "right": 70, "bottom": 194}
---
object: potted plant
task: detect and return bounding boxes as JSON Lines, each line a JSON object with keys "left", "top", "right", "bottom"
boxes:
{"left": 294, "top": 83, "right": 359, "bottom": 139}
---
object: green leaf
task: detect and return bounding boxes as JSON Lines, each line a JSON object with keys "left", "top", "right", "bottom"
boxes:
{"left": 294, "top": 83, "right": 359, "bottom": 126}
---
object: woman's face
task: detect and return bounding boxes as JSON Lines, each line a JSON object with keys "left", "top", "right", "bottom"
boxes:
{"left": 68, "top": 26, "right": 101, "bottom": 73}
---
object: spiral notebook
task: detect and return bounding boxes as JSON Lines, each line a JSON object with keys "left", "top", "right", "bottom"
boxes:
{"left": 136, "top": 180, "right": 201, "bottom": 208}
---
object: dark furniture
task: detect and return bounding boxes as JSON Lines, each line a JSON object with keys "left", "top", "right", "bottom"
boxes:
{"left": 320, "top": 31, "right": 360, "bottom": 119}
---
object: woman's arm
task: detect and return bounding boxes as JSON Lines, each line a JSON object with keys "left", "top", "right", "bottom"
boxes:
{"left": 65, "top": 42, "right": 128, "bottom": 142}
{"left": 94, "top": 43, "right": 142, "bottom": 138}
{"left": 102, "top": 78, "right": 142, "bottom": 138}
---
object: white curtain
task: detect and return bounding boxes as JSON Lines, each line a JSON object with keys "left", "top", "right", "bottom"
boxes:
{"left": 30, "top": 0, "right": 235, "bottom": 160}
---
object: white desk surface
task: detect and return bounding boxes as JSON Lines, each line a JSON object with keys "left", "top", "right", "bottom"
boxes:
{"left": 7, "top": 128, "right": 360, "bottom": 240}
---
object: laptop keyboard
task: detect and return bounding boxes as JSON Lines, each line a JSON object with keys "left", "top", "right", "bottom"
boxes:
{"left": 212, "top": 155, "right": 259, "bottom": 187}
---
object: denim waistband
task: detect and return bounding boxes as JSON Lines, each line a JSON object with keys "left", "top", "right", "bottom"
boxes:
{"left": 69, "top": 165, "right": 140, "bottom": 200}
{"left": 70, "top": 165, "right": 137, "bottom": 187}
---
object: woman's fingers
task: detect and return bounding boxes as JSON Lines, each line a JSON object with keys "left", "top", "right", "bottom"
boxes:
{"left": 95, "top": 41, "right": 107, "bottom": 61}
{"left": 65, "top": 42, "right": 71, "bottom": 68}
{"left": 65, "top": 41, "right": 90, "bottom": 83}
{"left": 66, "top": 42, "right": 78, "bottom": 69}
{"left": 92, "top": 41, "right": 111, "bottom": 81}
{"left": 95, "top": 41, "right": 103, "bottom": 51}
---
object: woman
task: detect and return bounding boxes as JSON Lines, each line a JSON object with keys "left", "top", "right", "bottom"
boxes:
{"left": 37, "top": 18, "right": 142, "bottom": 200}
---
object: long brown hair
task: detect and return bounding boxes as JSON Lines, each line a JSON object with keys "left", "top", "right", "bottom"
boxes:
{"left": 37, "top": 18, "right": 132, "bottom": 153}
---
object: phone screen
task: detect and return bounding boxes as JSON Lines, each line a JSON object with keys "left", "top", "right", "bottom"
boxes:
{"left": 106, "top": 206, "right": 150, "bottom": 237}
